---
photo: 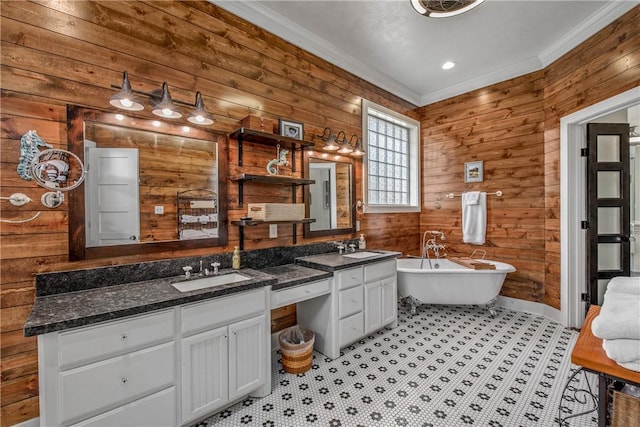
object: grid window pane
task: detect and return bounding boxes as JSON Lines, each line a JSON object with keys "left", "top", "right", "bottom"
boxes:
{"left": 367, "top": 113, "right": 411, "bottom": 207}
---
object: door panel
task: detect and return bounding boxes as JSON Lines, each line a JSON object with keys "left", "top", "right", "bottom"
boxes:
{"left": 86, "top": 148, "right": 140, "bottom": 246}
{"left": 586, "top": 123, "right": 630, "bottom": 305}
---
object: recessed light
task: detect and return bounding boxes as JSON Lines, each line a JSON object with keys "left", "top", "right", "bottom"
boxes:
{"left": 152, "top": 120, "right": 161, "bottom": 127}
{"left": 442, "top": 61, "right": 456, "bottom": 70}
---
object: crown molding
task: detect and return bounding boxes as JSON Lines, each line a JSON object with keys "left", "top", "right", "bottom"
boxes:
{"left": 538, "top": 1, "right": 639, "bottom": 67}
{"left": 211, "top": 0, "right": 421, "bottom": 106}
{"left": 212, "top": 0, "right": 637, "bottom": 108}
{"left": 420, "top": 56, "right": 543, "bottom": 106}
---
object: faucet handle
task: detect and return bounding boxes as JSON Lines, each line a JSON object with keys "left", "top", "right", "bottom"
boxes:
{"left": 211, "top": 262, "right": 220, "bottom": 274}
{"left": 182, "top": 266, "right": 192, "bottom": 278}
{"left": 348, "top": 243, "right": 356, "bottom": 253}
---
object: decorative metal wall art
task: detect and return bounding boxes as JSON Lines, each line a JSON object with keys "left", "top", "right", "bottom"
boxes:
{"left": 266, "top": 145, "right": 289, "bottom": 175}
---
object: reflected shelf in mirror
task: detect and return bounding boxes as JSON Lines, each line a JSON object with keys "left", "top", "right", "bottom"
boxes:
{"left": 67, "top": 105, "right": 228, "bottom": 261}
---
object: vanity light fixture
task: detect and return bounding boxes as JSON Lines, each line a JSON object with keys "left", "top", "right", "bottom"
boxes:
{"left": 187, "top": 92, "right": 214, "bottom": 125}
{"left": 316, "top": 127, "right": 340, "bottom": 151}
{"left": 410, "top": 0, "right": 484, "bottom": 18}
{"left": 109, "top": 71, "right": 215, "bottom": 126}
{"left": 336, "top": 131, "right": 353, "bottom": 154}
{"left": 350, "top": 135, "right": 365, "bottom": 157}
{"left": 109, "top": 71, "right": 144, "bottom": 111}
{"left": 151, "top": 82, "right": 182, "bottom": 119}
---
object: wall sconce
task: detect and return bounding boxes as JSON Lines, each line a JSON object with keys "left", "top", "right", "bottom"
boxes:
{"left": 109, "top": 70, "right": 215, "bottom": 126}
{"left": 109, "top": 71, "right": 144, "bottom": 111}
{"left": 151, "top": 82, "right": 181, "bottom": 119}
{"left": 316, "top": 127, "right": 340, "bottom": 151}
{"left": 336, "top": 131, "right": 354, "bottom": 155}
{"left": 350, "top": 135, "right": 365, "bottom": 157}
{"left": 187, "top": 92, "right": 214, "bottom": 125}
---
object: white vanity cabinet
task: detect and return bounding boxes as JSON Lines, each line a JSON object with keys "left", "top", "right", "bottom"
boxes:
{"left": 37, "top": 288, "right": 271, "bottom": 427}
{"left": 297, "top": 258, "right": 397, "bottom": 360}
{"left": 179, "top": 289, "right": 268, "bottom": 425}
{"left": 38, "top": 309, "right": 177, "bottom": 427}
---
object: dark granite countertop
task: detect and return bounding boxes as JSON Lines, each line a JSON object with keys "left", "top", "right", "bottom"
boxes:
{"left": 261, "top": 264, "right": 332, "bottom": 290}
{"left": 294, "top": 249, "right": 401, "bottom": 272}
{"left": 24, "top": 268, "right": 275, "bottom": 337}
{"left": 23, "top": 243, "right": 395, "bottom": 337}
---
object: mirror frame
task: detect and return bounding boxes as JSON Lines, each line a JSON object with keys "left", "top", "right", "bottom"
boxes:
{"left": 67, "top": 105, "right": 228, "bottom": 261}
{"left": 303, "top": 155, "right": 356, "bottom": 238}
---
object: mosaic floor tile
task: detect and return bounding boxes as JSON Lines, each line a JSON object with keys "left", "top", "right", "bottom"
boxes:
{"left": 193, "top": 303, "right": 598, "bottom": 427}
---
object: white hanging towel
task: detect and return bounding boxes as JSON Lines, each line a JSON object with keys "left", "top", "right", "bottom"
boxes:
{"left": 462, "top": 191, "right": 486, "bottom": 245}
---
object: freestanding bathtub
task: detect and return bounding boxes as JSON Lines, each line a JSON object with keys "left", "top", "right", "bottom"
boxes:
{"left": 396, "top": 258, "right": 516, "bottom": 316}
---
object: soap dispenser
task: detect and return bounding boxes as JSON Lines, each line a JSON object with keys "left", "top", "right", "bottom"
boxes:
{"left": 358, "top": 234, "right": 366, "bottom": 249}
{"left": 232, "top": 246, "right": 241, "bottom": 270}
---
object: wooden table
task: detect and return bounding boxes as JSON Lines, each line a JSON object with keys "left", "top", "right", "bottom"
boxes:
{"left": 568, "top": 305, "right": 640, "bottom": 426}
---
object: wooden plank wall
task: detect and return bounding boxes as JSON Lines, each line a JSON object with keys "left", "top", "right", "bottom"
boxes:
{"left": 0, "top": 2, "right": 419, "bottom": 425}
{"left": 417, "top": 71, "right": 548, "bottom": 302}
{"left": 418, "top": 5, "right": 640, "bottom": 308}
{"left": 542, "top": 6, "right": 640, "bottom": 308}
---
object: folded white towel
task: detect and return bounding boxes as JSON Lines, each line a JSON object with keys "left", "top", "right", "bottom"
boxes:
{"left": 465, "top": 191, "right": 481, "bottom": 205}
{"left": 617, "top": 359, "right": 640, "bottom": 372}
{"left": 462, "top": 192, "right": 486, "bottom": 245}
{"left": 603, "top": 339, "right": 640, "bottom": 363}
{"left": 607, "top": 276, "right": 640, "bottom": 295}
{"left": 181, "top": 214, "right": 199, "bottom": 223}
{"left": 592, "top": 293, "right": 640, "bottom": 340}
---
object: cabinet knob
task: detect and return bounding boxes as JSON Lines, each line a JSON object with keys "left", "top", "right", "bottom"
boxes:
{"left": 121, "top": 333, "right": 128, "bottom": 340}
{"left": 351, "top": 299, "right": 357, "bottom": 303}
{"left": 121, "top": 376, "right": 128, "bottom": 383}
{"left": 305, "top": 290, "right": 311, "bottom": 294}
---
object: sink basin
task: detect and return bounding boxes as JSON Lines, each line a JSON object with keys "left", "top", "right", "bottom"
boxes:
{"left": 172, "top": 273, "right": 251, "bottom": 292}
{"left": 343, "top": 251, "right": 380, "bottom": 259}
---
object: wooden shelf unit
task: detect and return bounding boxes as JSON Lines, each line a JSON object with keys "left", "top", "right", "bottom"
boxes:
{"left": 228, "top": 129, "right": 316, "bottom": 249}
{"left": 230, "top": 174, "right": 315, "bottom": 206}
{"left": 229, "top": 128, "right": 314, "bottom": 173}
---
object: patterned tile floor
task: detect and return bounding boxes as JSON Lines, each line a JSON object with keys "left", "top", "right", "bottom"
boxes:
{"left": 194, "top": 303, "right": 598, "bottom": 427}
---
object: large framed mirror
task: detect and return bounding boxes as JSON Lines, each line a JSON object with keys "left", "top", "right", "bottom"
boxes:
{"left": 304, "top": 156, "right": 355, "bottom": 237}
{"left": 68, "top": 105, "right": 228, "bottom": 260}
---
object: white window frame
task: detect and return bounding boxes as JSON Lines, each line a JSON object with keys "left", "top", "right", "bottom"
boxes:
{"left": 362, "top": 99, "right": 421, "bottom": 213}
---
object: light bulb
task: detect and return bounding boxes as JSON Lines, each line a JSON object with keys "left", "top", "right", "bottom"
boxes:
{"left": 120, "top": 98, "right": 133, "bottom": 108}
{"left": 161, "top": 108, "right": 173, "bottom": 117}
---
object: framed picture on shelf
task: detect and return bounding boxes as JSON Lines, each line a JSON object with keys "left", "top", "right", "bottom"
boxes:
{"left": 279, "top": 119, "right": 304, "bottom": 140}
{"left": 464, "top": 160, "right": 483, "bottom": 183}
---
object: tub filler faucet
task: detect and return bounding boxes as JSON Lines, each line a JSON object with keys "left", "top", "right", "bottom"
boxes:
{"left": 421, "top": 230, "right": 446, "bottom": 269}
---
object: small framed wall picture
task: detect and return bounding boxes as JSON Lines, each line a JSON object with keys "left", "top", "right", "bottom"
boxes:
{"left": 464, "top": 160, "right": 484, "bottom": 183}
{"left": 279, "top": 119, "right": 304, "bottom": 140}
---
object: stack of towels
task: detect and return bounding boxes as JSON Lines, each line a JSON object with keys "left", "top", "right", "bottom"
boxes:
{"left": 591, "top": 276, "right": 640, "bottom": 372}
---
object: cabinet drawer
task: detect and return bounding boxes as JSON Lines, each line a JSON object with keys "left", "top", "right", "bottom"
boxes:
{"left": 182, "top": 289, "right": 265, "bottom": 336}
{"left": 58, "top": 310, "right": 175, "bottom": 368}
{"left": 60, "top": 342, "right": 175, "bottom": 424}
{"left": 339, "top": 286, "right": 363, "bottom": 318}
{"left": 70, "top": 387, "right": 175, "bottom": 427}
{"left": 364, "top": 260, "right": 396, "bottom": 282}
{"left": 337, "top": 267, "right": 363, "bottom": 290}
{"left": 339, "top": 312, "right": 364, "bottom": 347}
{"left": 271, "top": 279, "right": 331, "bottom": 308}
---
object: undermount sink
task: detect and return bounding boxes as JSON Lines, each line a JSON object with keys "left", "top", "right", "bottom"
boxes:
{"left": 172, "top": 273, "right": 251, "bottom": 292}
{"left": 343, "top": 251, "right": 380, "bottom": 259}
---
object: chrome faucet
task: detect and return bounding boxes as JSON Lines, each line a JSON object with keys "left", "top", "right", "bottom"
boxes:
{"left": 421, "top": 230, "right": 446, "bottom": 269}
{"left": 347, "top": 243, "right": 356, "bottom": 253}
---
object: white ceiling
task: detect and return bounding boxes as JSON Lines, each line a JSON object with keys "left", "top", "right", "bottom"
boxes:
{"left": 213, "top": 0, "right": 638, "bottom": 107}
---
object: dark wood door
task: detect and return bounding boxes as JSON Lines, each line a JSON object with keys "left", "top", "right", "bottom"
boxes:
{"left": 586, "top": 123, "right": 631, "bottom": 305}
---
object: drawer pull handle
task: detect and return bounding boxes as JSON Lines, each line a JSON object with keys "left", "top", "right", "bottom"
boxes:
{"left": 305, "top": 290, "right": 311, "bottom": 293}
{"left": 351, "top": 299, "right": 357, "bottom": 303}
{"left": 121, "top": 333, "right": 128, "bottom": 340}
{"left": 121, "top": 376, "right": 128, "bottom": 383}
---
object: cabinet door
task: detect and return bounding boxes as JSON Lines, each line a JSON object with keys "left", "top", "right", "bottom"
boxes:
{"left": 381, "top": 278, "right": 397, "bottom": 326}
{"left": 181, "top": 326, "right": 228, "bottom": 424}
{"left": 228, "top": 315, "right": 266, "bottom": 401}
{"left": 364, "top": 282, "right": 382, "bottom": 334}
